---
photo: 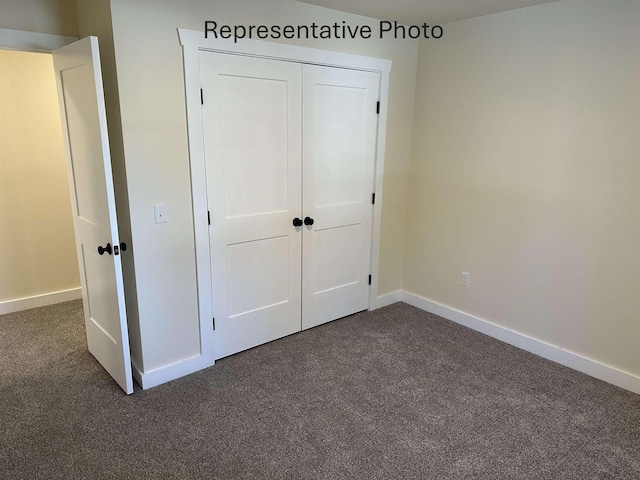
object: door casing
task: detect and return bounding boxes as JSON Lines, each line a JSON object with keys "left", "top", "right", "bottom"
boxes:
{"left": 0, "top": 29, "right": 134, "bottom": 394}
{"left": 179, "top": 29, "right": 392, "bottom": 362}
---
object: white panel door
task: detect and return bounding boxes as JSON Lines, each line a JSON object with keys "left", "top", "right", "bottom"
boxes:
{"left": 200, "top": 52, "right": 302, "bottom": 359}
{"left": 53, "top": 37, "right": 133, "bottom": 394}
{"left": 301, "top": 65, "right": 379, "bottom": 330}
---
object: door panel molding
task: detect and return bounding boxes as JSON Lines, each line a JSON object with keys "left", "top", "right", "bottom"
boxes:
{"left": 179, "top": 30, "right": 391, "bottom": 360}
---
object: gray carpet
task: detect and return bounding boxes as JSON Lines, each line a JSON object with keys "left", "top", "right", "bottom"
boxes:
{"left": 1, "top": 300, "right": 639, "bottom": 479}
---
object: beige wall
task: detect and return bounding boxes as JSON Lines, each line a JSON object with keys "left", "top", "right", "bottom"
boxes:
{"left": 0, "top": 50, "right": 79, "bottom": 304}
{"left": 405, "top": 0, "right": 640, "bottom": 377}
{"left": 108, "top": 0, "right": 418, "bottom": 371}
{"left": 0, "top": 0, "right": 78, "bottom": 36}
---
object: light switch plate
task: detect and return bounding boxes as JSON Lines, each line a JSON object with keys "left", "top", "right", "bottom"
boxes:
{"left": 154, "top": 204, "right": 168, "bottom": 224}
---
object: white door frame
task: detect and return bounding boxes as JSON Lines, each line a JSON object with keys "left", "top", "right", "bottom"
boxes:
{"left": 0, "top": 28, "right": 77, "bottom": 53}
{"left": 178, "top": 29, "right": 392, "bottom": 360}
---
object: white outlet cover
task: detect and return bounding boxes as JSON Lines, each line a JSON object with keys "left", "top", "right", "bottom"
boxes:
{"left": 461, "top": 271, "right": 470, "bottom": 287}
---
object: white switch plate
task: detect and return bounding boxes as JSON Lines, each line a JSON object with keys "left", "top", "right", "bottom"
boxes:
{"left": 154, "top": 204, "right": 168, "bottom": 224}
{"left": 460, "top": 271, "right": 470, "bottom": 287}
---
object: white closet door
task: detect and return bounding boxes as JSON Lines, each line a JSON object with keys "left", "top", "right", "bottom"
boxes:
{"left": 199, "top": 52, "right": 302, "bottom": 359}
{"left": 301, "top": 65, "right": 379, "bottom": 330}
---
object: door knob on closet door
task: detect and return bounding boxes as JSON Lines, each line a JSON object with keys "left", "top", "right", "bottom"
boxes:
{"left": 292, "top": 217, "right": 303, "bottom": 227}
{"left": 97, "top": 243, "right": 113, "bottom": 255}
{"left": 304, "top": 217, "right": 314, "bottom": 226}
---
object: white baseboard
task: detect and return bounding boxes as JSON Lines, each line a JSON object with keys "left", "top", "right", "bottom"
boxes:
{"left": 132, "top": 354, "right": 215, "bottom": 390}
{"left": 401, "top": 291, "right": 640, "bottom": 395}
{"left": 370, "top": 290, "right": 403, "bottom": 310}
{"left": 0, "top": 287, "right": 82, "bottom": 315}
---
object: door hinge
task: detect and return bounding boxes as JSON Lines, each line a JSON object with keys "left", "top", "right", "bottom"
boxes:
{"left": 368, "top": 275, "right": 372, "bottom": 285}
{"left": 200, "top": 88, "right": 204, "bottom": 105}
{"left": 372, "top": 193, "right": 376, "bottom": 205}
{"left": 207, "top": 210, "right": 211, "bottom": 225}
{"left": 376, "top": 101, "right": 380, "bottom": 114}
{"left": 212, "top": 317, "right": 215, "bottom": 330}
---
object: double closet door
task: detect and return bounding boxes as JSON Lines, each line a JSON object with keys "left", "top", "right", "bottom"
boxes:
{"left": 200, "top": 52, "right": 379, "bottom": 359}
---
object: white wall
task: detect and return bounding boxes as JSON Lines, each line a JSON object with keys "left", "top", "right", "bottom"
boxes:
{"left": 0, "top": 49, "right": 79, "bottom": 306}
{"left": 108, "top": 0, "right": 418, "bottom": 372}
{"left": 405, "top": 0, "right": 640, "bottom": 378}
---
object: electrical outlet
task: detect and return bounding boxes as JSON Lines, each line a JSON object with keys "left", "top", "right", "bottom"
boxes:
{"left": 460, "top": 271, "right": 470, "bottom": 287}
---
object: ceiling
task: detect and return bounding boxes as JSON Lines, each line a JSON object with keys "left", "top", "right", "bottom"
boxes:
{"left": 297, "top": 0, "right": 560, "bottom": 25}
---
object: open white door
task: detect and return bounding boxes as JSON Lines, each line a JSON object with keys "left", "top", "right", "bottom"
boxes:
{"left": 53, "top": 37, "right": 133, "bottom": 394}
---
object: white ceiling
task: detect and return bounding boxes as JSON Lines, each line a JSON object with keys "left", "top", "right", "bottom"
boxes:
{"left": 297, "top": 0, "right": 560, "bottom": 25}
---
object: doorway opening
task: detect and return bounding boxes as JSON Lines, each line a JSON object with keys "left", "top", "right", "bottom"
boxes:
{"left": 0, "top": 48, "right": 80, "bottom": 316}
{"left": 2, "top": 29, "right": 134, "bottom": 394}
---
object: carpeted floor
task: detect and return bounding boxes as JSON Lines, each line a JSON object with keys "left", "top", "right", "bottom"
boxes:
{"left": 1, "top": 300, "right": 639, "bottom": 479}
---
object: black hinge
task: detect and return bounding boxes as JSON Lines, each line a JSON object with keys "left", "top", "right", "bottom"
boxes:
{"left": 372, "top": 193, "right": 376, "bottom": 205}
{"left": 368, "top": 275, "right": 372, "bottom": 285}
{"left": 207, "top": 210, "right": 211, "bottom": 225}
{"left": 376, "top": 101, "right": 380, "bottom": 114}
{"left": 200, "top": 88, "right": 204, "bottom": 105}
{"left": 212, "top": 317, "right": 215, "bottom": 330}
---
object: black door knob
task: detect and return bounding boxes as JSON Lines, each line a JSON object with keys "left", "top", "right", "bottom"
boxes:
{"left": 98, "top": 243, "right": 113, "bottom": 255}
{"left": 292, "top": 217, "right": 303, "bottom": 227}
{"left": 304, "top": 217, "right": 314, "bottom": 226}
